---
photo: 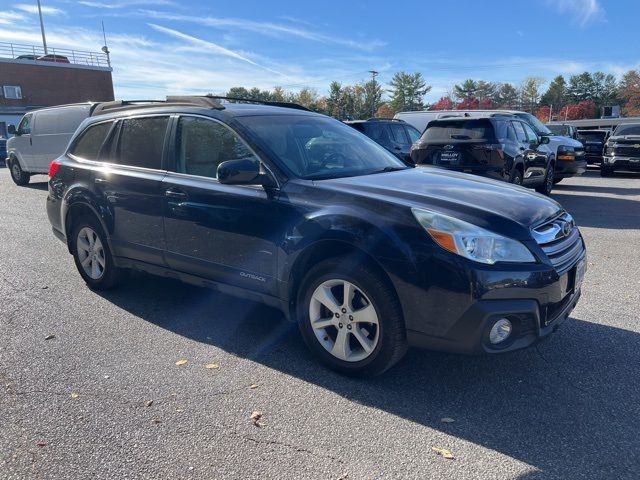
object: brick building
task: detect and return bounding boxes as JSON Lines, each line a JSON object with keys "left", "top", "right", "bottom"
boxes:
{"left": 0, "top": 41, "right": 114, "bottom": 138}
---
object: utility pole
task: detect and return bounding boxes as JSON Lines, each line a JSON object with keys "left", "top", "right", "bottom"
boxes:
{"left": 368, "top": 70, "right": 379, "bottom": 118}
{"left": 36, "top": 0, "right": 48, "bottom": 54}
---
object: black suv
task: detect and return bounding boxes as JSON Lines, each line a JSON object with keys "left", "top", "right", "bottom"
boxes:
{"left": 345, "top": 118, "right": 421, "bottom": 163}
{"left": 410, "top": 116, "right": 555, "bottom": 195}
{"left": 577, "top": 130, "right": 608, "bottom": 165}
{"left": 47, "top": 97, "right": 585, "bottom": 376}
{"left": 601, "top": 123, "right": 640, "bottom": 176}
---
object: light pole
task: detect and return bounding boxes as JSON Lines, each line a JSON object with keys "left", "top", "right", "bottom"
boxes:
{"left": 36, "top": 0, "right": 48, "bottom": 54}
{"left": 369, "top": 70, "right": 379, "bottom": 117}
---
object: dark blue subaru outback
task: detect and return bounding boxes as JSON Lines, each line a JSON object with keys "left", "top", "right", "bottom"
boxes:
{"left": 46, "top": 97, "right": 586, "bottom": 376}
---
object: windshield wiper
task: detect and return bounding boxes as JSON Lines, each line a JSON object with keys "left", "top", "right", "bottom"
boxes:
{"left": 450, "top": 134, "right": 471, "bottom": 139}
{"left": 369, "top": 166, "right": 409, "bottom": 175}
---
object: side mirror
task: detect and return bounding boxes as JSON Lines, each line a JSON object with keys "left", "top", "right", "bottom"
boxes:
{"left": 217, "top": 158, "right": 261, "bottom": 185}
{"left": 7, "top": 125, "right": 16, "bottom": 135}
{"left": 539, "top": 136, "right": 550, "bottom": 145}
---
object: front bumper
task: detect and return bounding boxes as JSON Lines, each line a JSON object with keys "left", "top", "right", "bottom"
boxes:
{"left": 602, "top": 156, "right": 640, "bottom": 171}
{"left": 555, "top": 158, "right": 587, "bottom": 178}
{"left": 394, "top": 248, "right": 586, "bottom": 355}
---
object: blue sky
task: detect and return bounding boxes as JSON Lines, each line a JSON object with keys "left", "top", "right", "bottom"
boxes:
{"left": 0, "top": 0, "right": 638, "bottom": 101}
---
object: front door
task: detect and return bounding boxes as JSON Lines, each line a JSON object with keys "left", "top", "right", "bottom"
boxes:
{"left": 12, "top": 114, "right": 33, "bottom": 169}
{"left": 162, "top": 115, "right": 279, "bottom": 295}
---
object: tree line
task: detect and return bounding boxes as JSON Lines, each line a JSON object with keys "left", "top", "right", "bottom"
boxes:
{"left": 221, "top": 69, "right": 640, "bottom": 121}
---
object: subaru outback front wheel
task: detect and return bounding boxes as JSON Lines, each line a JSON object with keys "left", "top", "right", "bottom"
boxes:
{"left": 297, "top": 257, "right": 407, "bottom": 376}
{"left": 71, "top": 216, "right": 124, "bottom": 290}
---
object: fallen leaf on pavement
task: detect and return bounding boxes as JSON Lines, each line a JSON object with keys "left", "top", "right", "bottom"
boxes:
{"left": 44, "top": 334, "right": 55, "bottom": 340}
{"left": 145, "top": 400, "right": 153, "bottom": 407}
{"left": 432, "top": 446, "right": 454, "bottom": 459}
{"left": 205, "top": 363, "right": 219, "bottom": 369}
{"left": 250, "top": 411, "right": 263, "bottom": 427}
{"left": 175, "top": 359, "right": 188, "bottom": 366}
{"left": 440, "top": 417, "right": 455, "bottom": 423}
{"left": 249, "top": 384, "right": 258, "bottom": 389}
{"left": 36, "top": 441, "right": 47, "bottom": 447}
{"left": 70, "top": 392, "right": 79, "bottom": 398}
{"left": 152, "top": 419, "right": 162, "bottom": 424}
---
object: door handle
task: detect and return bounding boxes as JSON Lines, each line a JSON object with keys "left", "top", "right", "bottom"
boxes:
{"left": 165, "top": 188, "right": 188, "bottom": 200}
{"left": 94, "top": 177, "right": 107, "bottom": 184}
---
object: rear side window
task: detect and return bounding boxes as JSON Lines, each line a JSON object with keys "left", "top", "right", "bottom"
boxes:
{"left": 389, "top": 123, "right": 409, "bottom": 144}
{"left": 512, "top": 122, "right": 528, "bottom": 142}
{"left": 421, "top": 119, "right": 494, "bottom": 141}
{"left": 406, "top": 125, "right": 421, "bottom": 143}
{"left": 70, "top": 122, "right": 113, "bottom": 160}
{"left": 175, "top": 116, "right": 257, "bottom": 179}
{"left": 364, "top": 123, "right": 389, "bottom": 142}
{"left": 117, "top": 116, "right": 169, "bottom": 169}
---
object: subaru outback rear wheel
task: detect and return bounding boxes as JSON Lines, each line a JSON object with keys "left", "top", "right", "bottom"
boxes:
{"left": 71, "top": 216, "right": 123, "bottom": 290}
{"left": 298, "top": 257, "right": 407, "bottom": 376}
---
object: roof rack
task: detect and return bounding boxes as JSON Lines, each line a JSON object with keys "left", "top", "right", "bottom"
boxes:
{"left": 91, "top": 95, "right": 310, "bottom": 116}
{"left": 203, "top": 95, "right": 310, "bottom": 111}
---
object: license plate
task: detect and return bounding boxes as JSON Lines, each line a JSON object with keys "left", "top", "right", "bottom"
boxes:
{"left": 574, "top": 259, "right": 586, "bottom": 293}
{"left": 440, "top": 151, "right": 460, "bottom": 163}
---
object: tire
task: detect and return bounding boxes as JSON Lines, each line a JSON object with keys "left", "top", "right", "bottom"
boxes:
{"left": 535, "top": 162, "right": 554, "bottom": 196}
{"left": 9, "top": 158, "right": 30, "bottom": 186}
{"left": 553, "top": 178, "right": 563, "bottom": 185}
{"left": 509, "top": 167, "right": 523, "bottom": 186}
{"left": 71, "top": 215, "right": 124, "bottom": 290}
{"left": 297, "top": 256, "right": 407, "bottom": 376}
{"left": 600, "top": 167, "right": 613, "bottom": 177}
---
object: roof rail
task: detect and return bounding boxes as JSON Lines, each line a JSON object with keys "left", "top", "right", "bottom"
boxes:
{"left": 202, "top": 95, "right": 310, "bottom": 111}
{"left": 91, "top": 97, "right": 226, "bottom": 116}
{"left": 365, "top": 117, "right": 405, "bottom": 122}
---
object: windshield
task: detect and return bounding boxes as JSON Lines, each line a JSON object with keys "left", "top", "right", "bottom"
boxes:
{"left": 515, "top": 113, "right": 552, "bottom": 136}
{"left": 613, "top": 124, "right": 640, "bottom": 136}
{"left": 546, "top": 124, "right": 570, "bottom": 136}
{"left": 239, "top": 115, "right": 409, "bottom": 180}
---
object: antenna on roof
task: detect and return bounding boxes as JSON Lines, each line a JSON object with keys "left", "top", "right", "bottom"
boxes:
{"left": 101, "top": 21, "right": 111, "bottom": 68}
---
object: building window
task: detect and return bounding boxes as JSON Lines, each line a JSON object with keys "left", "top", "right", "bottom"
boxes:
{"left": 3, "top": 86, "right": 23, "bottom": 100}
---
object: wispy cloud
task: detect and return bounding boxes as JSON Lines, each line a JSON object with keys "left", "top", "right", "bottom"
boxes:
{"left": 15, "top": 3, "right": 64, "bottom": 15}
{"left": 148, "top": 23, "right": 286, "bottom": 77}
{"left": 0, "top": 11, "right": 26, "bottom": 25}
{"left": 78, "top": 0, "right": 173, "bottom": 9}
{"left": 546, "top": 0, "right": 604, "bottom": 26}
{"left": 140, "top": 10, "right": 386, "bottom": 51}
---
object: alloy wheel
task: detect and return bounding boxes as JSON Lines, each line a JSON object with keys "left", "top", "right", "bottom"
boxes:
{"left": 76, "top": 227, "right": 106, "bottom": 280}
{"left": 309, "top": 279, "right": 380, "bottom": 362}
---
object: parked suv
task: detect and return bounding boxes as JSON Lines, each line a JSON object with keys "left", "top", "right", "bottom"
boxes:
{"left": 601, "top": 123, "right": 640, "bottom": 176}
{"left": 47, "top": 96, "right": 586, "bottom": 376}
{"left": 345, "top": 118, "right": 421, "bottom": 163}
{"left": 396, "top": 110, "right": 586, "bottom": 183}
{"left": 410, "top": 115, "right": 555, "bottom": 195}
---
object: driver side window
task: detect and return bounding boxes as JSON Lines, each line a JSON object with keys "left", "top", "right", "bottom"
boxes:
{"left": 522, "top": 123, "right": 539, "bottom": 144}
{"left": 176, "top": 117, "right": 258, "bottom": 179}
{"left": 18, "top": 114, "right": 32, "bottom": 135}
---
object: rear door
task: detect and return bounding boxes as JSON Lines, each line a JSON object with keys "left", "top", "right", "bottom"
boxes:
{"left": 92, "top": 115, "right": 170, "bottom": 265}
{"left": 388, "top": 123, "right": 412, "bottom": 160}
{"left": 161, "top": 115, "right": 279, "bottom": 295}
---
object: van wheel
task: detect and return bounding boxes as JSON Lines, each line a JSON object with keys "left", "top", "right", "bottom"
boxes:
{"left": 297, "top": 257, "right": 407, "bottom": 376}
{"left": 536, "top": 163, "right": 554, "bottom": 196}
{"left": 9, "top": 158, "right": 30, "bottom": 186}
{"left": 71, "top": 216, "right": 124, "bottom": 290}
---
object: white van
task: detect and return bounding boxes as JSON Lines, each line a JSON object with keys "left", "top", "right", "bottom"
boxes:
{"left": 7, "top": 103, "right": 95, "bottom": 185}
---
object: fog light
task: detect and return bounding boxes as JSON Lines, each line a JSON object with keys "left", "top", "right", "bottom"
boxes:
{"left": 489, "top": 318, "right": 512, "bottom": 344}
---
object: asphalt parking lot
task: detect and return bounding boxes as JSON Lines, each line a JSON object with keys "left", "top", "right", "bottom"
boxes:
{"left": 1, "top": 166, "right": 639, "bottom": 480}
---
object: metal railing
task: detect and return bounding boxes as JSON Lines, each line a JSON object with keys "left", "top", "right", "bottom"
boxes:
{"left": 0, "top": 41, "right": 110, "bottom": 68}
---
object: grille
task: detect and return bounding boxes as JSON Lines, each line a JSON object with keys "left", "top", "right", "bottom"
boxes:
{"left": 614, "top": 145, "right": 640, "bottom": 157}
{"left": 532, "top": 213, "right": 584, "bottom": 273}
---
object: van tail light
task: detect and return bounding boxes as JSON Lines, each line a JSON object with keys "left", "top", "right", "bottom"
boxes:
{"left": 49, "top": 159, "right": 61, "bottom": 177}
{"left": 472, "top": 143, "right": 504, "bottom": 160}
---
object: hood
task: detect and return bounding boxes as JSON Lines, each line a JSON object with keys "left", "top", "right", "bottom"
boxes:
{"left": 320, "top": 167, "right": 562, "bottom": 239}
{"left": 547, "top": 135, "right": 583, "bottom": 148}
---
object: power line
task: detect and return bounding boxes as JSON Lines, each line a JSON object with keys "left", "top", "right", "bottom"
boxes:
{"left": 369, "top": 70, "right": 378, "bottom": 117}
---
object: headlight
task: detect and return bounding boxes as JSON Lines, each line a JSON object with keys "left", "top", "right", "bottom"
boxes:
{"left": 557, "top": 146, "right": 575, "bottom": 153}
{"left": 412, "top": 208, "right": 536, "bottom": 264}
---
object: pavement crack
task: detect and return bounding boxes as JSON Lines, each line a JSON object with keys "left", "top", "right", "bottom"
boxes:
{"left": 238, "top": 433, "right": 346, "bottom": 465}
